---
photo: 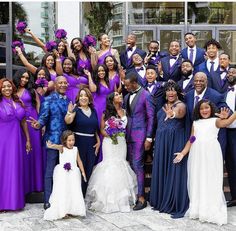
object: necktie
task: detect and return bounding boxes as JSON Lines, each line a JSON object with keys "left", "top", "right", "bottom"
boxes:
{"left": 194, "top": 95, "right": 200, "bottom": 106}
{"left": 189, "top": 48, "right": 194, "bottom": 63}
{"left": 228, "top": 86, "right": 235, "bottom": 92}
{"left": 170, "top": 56, "right": 177, "bottom": 60}
{"left": 136, "top": 67, "right": 144, "bottom": 72}
{"left": 210, "top": 61, "right": 215, "bottom": 76}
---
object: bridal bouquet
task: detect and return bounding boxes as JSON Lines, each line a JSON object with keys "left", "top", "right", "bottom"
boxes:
{"left": 83, "top": 34, "right": 97, "bottom": 48}
{"left": 105, "top": 116, "right": 126, "bottom": 145}
{"left": 35, "top": 78, "right": 48, "bottom": 88}
{"left": 55, "top": 29, "right": 67, "bottom": 39}
{"left": 12, "top": 40, "right": 24, "bottom": 54}
{"left": 16, "top": 21, "right": 27, "bottom": 34}
{"left": 45, "top": 40, "right": 57, "bottom": 52}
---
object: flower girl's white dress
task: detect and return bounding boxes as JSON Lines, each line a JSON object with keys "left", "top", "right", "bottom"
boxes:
{"left": 44, "top": 147, "right": 86, "bottom": 220}
{"left": 85, "top": 116, "right": 137, "bottom": 213}
{"left": 187, "top": 118, "right": 227, "bottom": 225}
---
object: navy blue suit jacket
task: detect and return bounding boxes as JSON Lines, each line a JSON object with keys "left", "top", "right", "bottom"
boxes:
{"left": 147, "top": 51, "right": 168, "bottom": 66}
{"left": 160, "top": 55, "right": 182, "bottom": 82}
{"left": 120, "top": 47, "right": 146, "bottom": 71}
{"left": 126, "top": 67, "right": 147, "bottom": 88}
{"left": 177, "top": 76, "right": 195, "bottom": 94}
{"left": 210, "top": 70, "right": 229, "bottom": 94}
{"left": 181, "top": 47, "right": 205, "bottom": 69}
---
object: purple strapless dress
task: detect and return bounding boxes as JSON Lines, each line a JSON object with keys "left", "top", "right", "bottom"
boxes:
{"left": 0, "top": 98, "right": 26, "bottom": 210}
{"left": 97, "top": 49, "right": 112, "bottom": 65}
{"left": 64, "top": 73, "right": 88, "bottom": 103}
{"left": 20, "top": 90, "right": 44, "bottom": 194}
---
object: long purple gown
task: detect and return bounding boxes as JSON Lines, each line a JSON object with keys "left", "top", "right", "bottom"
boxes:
{"left": 50, "top": 73, "right": 57, "bottom": 82}
{"left": 0, "top": 97, "right": 26, "bottom": 210}
{"left": 97, "top": 49, "right": 112, "bottom": 65}
{"left": 109, "top": 72, "right": 120, "bottom": 91}
{"left": 20, "top": 90, "right": 44, "bottom": 194}
{"left": 64, "top": 73, "right": 88, "bottom": 103}
{"left": 77, "top": 58, "right": 92, "bottom": 77}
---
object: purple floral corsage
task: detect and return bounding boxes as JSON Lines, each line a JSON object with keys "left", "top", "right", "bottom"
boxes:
{"left": 45, "top": 40, "right": 58, "bottom": 52}
{"left": 11, "top": 40, "right": 24, "bottom": 54}
{"left": 55, "top": 29, "right": 67, "bottom": 39}
{"left": 189, "top": 135, "right": 196, "bottom": 144}
{"left": 63, "top": 162, "right": 71, "bottom": 171}
{"left": 83, "top": 34, "right": 97, "bottom": 47}
{"left": 16, "top": 21, "right": 27, "bottom": 34}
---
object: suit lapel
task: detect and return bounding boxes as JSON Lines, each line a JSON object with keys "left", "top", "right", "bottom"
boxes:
{"left": 130, "top": 88, "right": 142, "bottom": 113}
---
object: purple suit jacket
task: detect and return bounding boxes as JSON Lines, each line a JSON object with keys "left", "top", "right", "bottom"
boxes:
{"left": 124, "top": 88, "right": 155, "bottom": 142}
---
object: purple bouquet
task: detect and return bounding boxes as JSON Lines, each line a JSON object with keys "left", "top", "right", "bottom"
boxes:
{"left": 63, "top": 162, "right": 71, "bottom": 171}
{"left": 55, "top": 29, "right": 67, "bottom": 39}
{"left": 189, "top": 135, "right": 196, "bottom": 144}
{"left": 16, "top": 21, "right": 27, "bottom": 34}
{"left": 45, "top": 40, "right": 58, "bottom": 52}
{"left": 11, "top": 40, "right": 24, "bottom": 54}
{"left": 35, "top": 78, "right": 48, "bottom": 88}
{"left": 83, "top": 34, "right": 97, "bottom": 47}
{"left": 105, "top": 116, "right": 126, "bottom": 145}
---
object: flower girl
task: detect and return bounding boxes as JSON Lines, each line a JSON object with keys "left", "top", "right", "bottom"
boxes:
{"left": 174, "top": 99, "right": 236, "bottom": 225}
{"left": 44, "top": 130, "right": 86, "bottom": 220}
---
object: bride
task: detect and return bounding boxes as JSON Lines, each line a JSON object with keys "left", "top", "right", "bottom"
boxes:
{"left": 85, "top": 92, "right": 137, "bottom": 213}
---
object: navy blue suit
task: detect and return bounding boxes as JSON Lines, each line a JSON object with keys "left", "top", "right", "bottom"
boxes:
{"left": 181, "top": 47, "right": 205, "bottom": 69}
{"left": 126, "top": 67, "right": 147, "bottom": 88}
{"left": 185, "top": 87, "right": 229, "bottom": 157}
{"left": 120, "top": 47, "right": 146, "bottom": 71}
{"left": 224, "top": 91, "right": 236, "bottom": 200}
{"left": 177, "top": 76, "right": 195, "bottom": 94}
{"left": 160, "top": 55, "right": 182, "bottom": 82}
{"left": 147, "top": 51, "right": 168, "bottom": 66}
{"left": 210, "top": 69, "right": 229, "bottom": 94}
{"left": 38, "top": 92, "right": 70, "bottom": 203}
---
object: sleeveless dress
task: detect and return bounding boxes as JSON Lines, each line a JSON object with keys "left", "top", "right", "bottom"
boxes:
{"left": 150, "top": 103, "right": 189, "bottom": 218}
{"left": 85, "top": 116, "right": 137, "bottom": 213}
{"left": 187, "top": 118, "right": 227, "bottom": 225}
{"left": 20, "top": 90, "right": 44, "bottom": 194}
{"left": 0, "top": 98, "right": 26, "bottom": 210}
{"left": 97, "top": 48, "right": 112, "bottom": 65}
{"left": 109, "top": 72, "right": 120, "bottom": 91}
{"left": 44, "top": 146, "right": 86, "bottom": 220}
{"left": 77, "top": 58, "right": 92, "bottom": 77}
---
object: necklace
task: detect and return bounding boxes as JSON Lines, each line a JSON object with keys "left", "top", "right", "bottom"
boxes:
{"left": 80, "top": 107, "right": 91, "bottom": 117}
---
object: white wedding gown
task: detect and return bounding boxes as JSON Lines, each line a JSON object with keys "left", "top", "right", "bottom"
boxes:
{"left": 85, "top": 116, "right": 137, "bottom": 213}
{"left": 44, "top": 147, "right": 86, "bottom": 220}
{"left": 187, "top": 118, "right": 227, "bottom": 225}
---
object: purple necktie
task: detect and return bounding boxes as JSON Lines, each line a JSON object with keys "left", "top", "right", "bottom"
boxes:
{"left": 194, "top": 95, "right": 200, "bottom": 106}
{"left": 210, "top": 61, "right": 215, "bottom": 76}
{"left": 189, "top": 48, "right": 194, "bottom": 63}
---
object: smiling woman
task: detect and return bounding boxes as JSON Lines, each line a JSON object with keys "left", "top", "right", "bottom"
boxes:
{"left": 0, "top": 78, "right": 31, "bottom": 211}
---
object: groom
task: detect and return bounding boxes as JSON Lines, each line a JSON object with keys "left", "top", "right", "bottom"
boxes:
{"left": 124, "top": 72, "right": 155, "bottom": 210}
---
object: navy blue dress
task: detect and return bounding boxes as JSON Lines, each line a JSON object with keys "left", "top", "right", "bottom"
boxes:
{"left": 150, "top": 103, "right": 189, "bottom": 218}
{"left": 69, "top": 107, "right": 99, "bottom": 196}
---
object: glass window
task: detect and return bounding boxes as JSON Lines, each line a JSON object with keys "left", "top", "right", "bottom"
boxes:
{"left": 191, "top": 30, "right": 212, "bottom": 48}
{"left": 130, "top": 30, "right": 153, "bottom": 50}
{"left": 219, "top": 31, "right": 236, "bottom": 64}
{"left": 188, "top": 2, "right": 236, "bottom": 24}
{"left": 0, "top": 32, "right": 6, "bottom": 78}
{"left": 0, "top": 2, "right": 9, "bottom": 24}
{"left": 128, "top": 2, "right": 184, "bottom": 25}
{"left": 160, "top": 30, "right": 181, "bottom": 51}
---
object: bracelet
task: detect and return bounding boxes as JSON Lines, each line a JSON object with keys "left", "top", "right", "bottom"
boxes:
{"left": 67, "top": 111, "right": 73, "bottom": 115}
{"left": 18, "top": 52, "right": 23, "bottom": 56}
{"left": 170, "top": 111, "right": 176, "bottom": 119}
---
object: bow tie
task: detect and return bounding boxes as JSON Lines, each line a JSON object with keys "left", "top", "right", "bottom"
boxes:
{"left": 136, "top": 67, "right": 144, "bottom": 72}
{"left": 59, "top": 94, "right": 67, "bottom": 100}
{"left": 170, "top": 56, "right": 177, "bottom": 60}
{"left": 127, "top": 47, "right": 133, "bottom": 51}
{"left": 130, "top": 89, "right": 139, "bottom": 95}
{"left": 220, "top": 69, "right": 227, "bottom": 75}
{"left": 228, "top": 86, "right": 235, "bottom": 92}
{"left": 147, "top": 82, "right": 155, "bottom": 87}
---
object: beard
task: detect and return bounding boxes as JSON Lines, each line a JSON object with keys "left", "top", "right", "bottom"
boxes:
{"left": 181, "top": 69, "right": 193, "bottom": 77}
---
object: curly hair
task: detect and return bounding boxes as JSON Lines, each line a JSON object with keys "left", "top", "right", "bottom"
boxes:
{"left": 103, "top": 92, "right": 117, "bottom": 121}
{"left": 0, "top": 78, "right": 23, "bottom": 107}
{"left": 93, "top": 64, "right": 110, "bottom": 93}
{"left": 13, "top": 69, "right": 36, "bottom": 107}
{"left": 75, "top": 87, "right": 94, "bottom": 109}
{"left": 163, "top": 80, "right": 184, "bottom": 102}
{"left": 204, "top": 39, "right": 222, "bottom": 50}
{"left": 193, "top": 99, "right": 218, "bottom": 121}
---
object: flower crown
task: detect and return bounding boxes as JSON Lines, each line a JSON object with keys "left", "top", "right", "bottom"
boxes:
{"left": 16, "top": 21, "right": 27, "bottom": 34}
{"left": 55, "top": 29, "right": 67, "bottom": 40}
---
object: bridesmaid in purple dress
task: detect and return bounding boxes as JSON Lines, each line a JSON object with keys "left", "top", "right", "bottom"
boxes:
{"left": 97, "top": 33, "right": 120, "bottom": 66}
{"left": 70, "top": 37, "right": 97, "bottom": 78}
{"left": 13, "top": 69, "right": 44, "bottom": 194}
{"left": 0, "top": 78, "right": 31, "bottom": 211}
{"left": 62, "top": 57, "right": 88, "bottom": 103}
{"left": 104, "top": 55, "right": 121, "bottom": 92}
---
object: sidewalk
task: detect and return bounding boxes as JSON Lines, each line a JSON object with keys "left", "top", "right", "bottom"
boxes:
{"left": 0, "top": 203, "right": 236, "bottom": 231}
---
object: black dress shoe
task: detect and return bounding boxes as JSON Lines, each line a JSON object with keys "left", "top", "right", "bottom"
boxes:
{"left": 227, "top": 200, "right": 236, "bottom": 207}
{"left": 44, "top": 203, "right": 51, "bottom": 210}
{"left": 133, "top": 200, "right": 147, "bottom": 211}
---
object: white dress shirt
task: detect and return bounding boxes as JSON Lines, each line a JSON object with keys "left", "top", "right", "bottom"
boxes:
{"left": 127, "top": 45, "right": 137, "bottom": 59}
{"left": 226, "top": 85, "right": 236, "bottom": 128}
{"left": 206, "top": 57, "right": 219, "bottom": 72}
{"left": 183, "top": 74, "right": 193, "bottom": 90}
